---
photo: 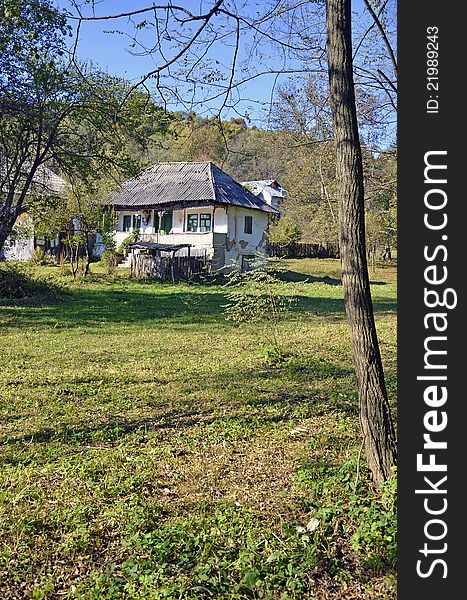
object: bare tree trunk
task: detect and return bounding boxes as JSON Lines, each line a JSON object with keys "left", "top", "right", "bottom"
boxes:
{"left": 83, "top": 236, "right": 91, "bottom": 277}
{"left": 326, "top": 0, "right": 396, "bottom": 484}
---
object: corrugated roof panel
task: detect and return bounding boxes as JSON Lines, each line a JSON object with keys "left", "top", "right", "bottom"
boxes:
{"left": 110, "top": 162, "right": 278, "bottom": 214}
{"left": 0, "top": 163, "right": 68, "bottom": 196}
{"left": 242, "top": 180, "right": 286, "bottom": 198}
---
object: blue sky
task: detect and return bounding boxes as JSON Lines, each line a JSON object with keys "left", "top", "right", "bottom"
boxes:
{"left": 58, "top": 0, "right": 309, "bottom": 123}
{"left": 56, "top": 0, "right": 394, "bottom": 129}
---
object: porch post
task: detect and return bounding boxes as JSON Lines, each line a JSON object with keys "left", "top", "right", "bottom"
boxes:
{"left": 157, "top": 210, "right": 163, "bottom": 242}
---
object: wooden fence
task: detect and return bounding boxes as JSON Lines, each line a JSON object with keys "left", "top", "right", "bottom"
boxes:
{"left": 132, "top": 252, "right": 210, "bottom": 282}
{"left": 267, "top": 242, "right": 339, "bottom": 259}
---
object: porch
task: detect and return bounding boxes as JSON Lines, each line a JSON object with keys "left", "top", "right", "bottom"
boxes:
{"left": 133, "top": 232, "right": 227, "bottom": 253}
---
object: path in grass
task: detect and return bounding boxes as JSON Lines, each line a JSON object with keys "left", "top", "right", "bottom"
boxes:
{"left": 0, "top": 259, "right": 397, "bottom": 599}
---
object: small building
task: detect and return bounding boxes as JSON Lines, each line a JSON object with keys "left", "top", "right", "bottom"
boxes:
{"left": 1, "top": 166, "right": 68, "bottom": 261}
{"left": 241, "top": 179, "right": 286, "bottom": 215}
{"left": 110, "top": 162, "right": 280, "bottom": 273}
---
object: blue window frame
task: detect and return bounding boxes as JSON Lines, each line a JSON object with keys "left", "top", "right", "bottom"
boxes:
{"left": 199, "top": 213, "right": 212, "bottom": 232}
{"left": 132, "top": 215, "right": 142, "bottom": 230}
{"left": 187, "top": 214, "right": 199, "bottom": 232}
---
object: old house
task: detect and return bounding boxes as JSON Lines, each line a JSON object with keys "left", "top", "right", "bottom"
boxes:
{"left": 110, "top": 162, "right": 280, "bottom": 273}
{"left": 241, "top": 179, "right": 286, "bottom": 215}
{"left": 1, "top": 166, "right": 68, "bottom": 261}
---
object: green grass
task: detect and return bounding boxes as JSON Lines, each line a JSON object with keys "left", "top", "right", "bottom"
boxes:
{"left": 0, "top": 258, "right": 397, "bottom": 599}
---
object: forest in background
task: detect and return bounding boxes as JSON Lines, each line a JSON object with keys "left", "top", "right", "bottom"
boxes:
{"left": 1, "top": 0, "right": 397, "bottom": 259}
{"left": 119, "top": 99, "right": 396, "bottom": 255}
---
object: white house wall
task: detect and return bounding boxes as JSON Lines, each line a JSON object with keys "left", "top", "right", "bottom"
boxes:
{"left": 112, "top": 205, "right": 270, "bottom": 272}
{"left": 114, "top": 210, "right": 156, "bottom": 249}
{"left": 2, "top": 213, "right": 35, "bottom": 261}
{"left": 171, "top": 206, "right": 228, "bottom": 234}
{"left": 114, "top": 206, "right": 229, "bottom": 244}
{"left": 2, "top": 237, "right": 35, "bottom": 261}
{"left": 262, "top": 190, "right": 282, "bottom": 213}
{"left": 224, "top": 206, "right": 269, "bottom": 271}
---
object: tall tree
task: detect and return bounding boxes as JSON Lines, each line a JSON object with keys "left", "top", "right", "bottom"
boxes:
{"left": 0, "top": 0, "right": 157, "bottom": 254}
{"left": 28, "top": 0, "right": 398, "bottom": 481}
{"left": 326, "top": 0, "right": 396, "bottom": 483}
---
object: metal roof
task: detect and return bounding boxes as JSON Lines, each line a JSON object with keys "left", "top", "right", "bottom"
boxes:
{"left": 110, "top": 162, "right": 278, "bottom": 214}
{"left": 31, "top": 165, "right": 69, "bottom": 196}
{"left": 242, "top": 179, "right": 286, "bottom": 199}
{"left": 129, "top": 241, "right": 191, "bottom": 252}
{"left": 0, "top": 162, "right": 68, "bottom": 196}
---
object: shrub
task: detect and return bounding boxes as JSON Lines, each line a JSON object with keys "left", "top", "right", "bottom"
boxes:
{"left": 223, "top": 268, "right": 295, "bottom": 362}
{"left": 100, "top": 249, "right": 119, "bottom": 275}
{"left": 28, "top": 248, "right": 56, "bottom": 266}
{"left": 0, "top": 263, "right": 62, "bottom": 300}
{"left": 30, "top": 247, "right": 46, "bottom": 265}
{"left": 269, "top": 214, "right": 302, "bottom": 244}
{"left": 116, "top": 229, "right": 139, "bottom": 256}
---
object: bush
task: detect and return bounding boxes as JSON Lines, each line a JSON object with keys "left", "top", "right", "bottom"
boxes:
{"left": 116, "top": 229, "right": 139, "bottom": 256}
{"left": 28, "top": 247, "right": 56, "bottom": 266}
{"left": 0, "top": 263, "right": 62, "bottom": 300}
{"left": 30, "top": 247, "right": 46, "bottom": 265}
{"left": 100, "top": 249, "right": 119, "bottom": 275}
{"left": 223, "top": 268, "right": 295, "bottom": 361}
{"left": 269, "top": 215, "right": 302, "bottom": 244}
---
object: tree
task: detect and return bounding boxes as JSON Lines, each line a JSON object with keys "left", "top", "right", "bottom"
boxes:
{"left": 0, "top": 0, "right": 155, "bottom": 254}
{"left": 66, "top": 181, "right": 112, "bottom": 278}
{"left": 0, "top": 0, "right": 68, "bottom": 251}
{"left": 365, "top": 150, "right": 397, "bottom": 260}
{"left": 30, "top": 175, "right": 118, "bottom": 278}
{"left": 268, "top": 214, "right": 302, "bottom": 244}
{"left": 147, "top": 113, "right": 247, "bottom": 164}
{"left": 326, "top": 0, "right": 396, "bottom": 483}
{"left": 17, "top": 0, "right": 398, "bottom": 482}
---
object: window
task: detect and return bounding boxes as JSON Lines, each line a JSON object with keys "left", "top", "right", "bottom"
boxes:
{"left": 244, "top": 215, "right": 253, "bottom": 234}
{"left": 132, "top": 214, "right": 142, "bottom": 230}
{"left": 199, "top": 213, "right": 212, "bottom": 232}
{"left": 160, "top": 212, "right": 173, "bottom": 234}
{"left": 187, "top": 212, "right": 212, "bottom": 232}
{"left": 122, "top": 215, "right": 131, "bottom": 232}
{"left": 187, "top": 214, "right": 199, "bottom": 232}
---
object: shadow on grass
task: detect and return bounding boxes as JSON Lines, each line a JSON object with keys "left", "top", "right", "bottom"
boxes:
{"left": 0, "top": 406, "right": 306, "bottom": 449}
{"left": 0, "top": 410, "right": 210, "bottom": 447}
{"left": 270, "top": 269, "right": 387, "bottom": 286}
{"left": 291, "top": 294, "right": 396, "bottom": 316}
{"left": 0, "top": 284, "right": 397, "bottom": 330}
{"left": 271, "top": 270, "right": 342, "bottom": 285}
{"left": 0, "top": 354, "right": 360, "bottom": 453}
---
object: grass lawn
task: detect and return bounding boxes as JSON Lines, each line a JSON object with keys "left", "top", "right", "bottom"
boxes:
{"left": 0, "top": 258, "right": 397, "bottom": 599}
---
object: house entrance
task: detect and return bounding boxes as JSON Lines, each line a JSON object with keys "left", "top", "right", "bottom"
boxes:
{"left": 159, "top": 212, "right": 173, "bottom": 234}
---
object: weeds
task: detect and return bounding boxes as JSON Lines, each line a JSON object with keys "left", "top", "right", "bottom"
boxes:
{"left": 0, "top": 258, "right": 397, "bottom": 599}
{"left": 0, "top": 262, "right": 63, "bottom": 300}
